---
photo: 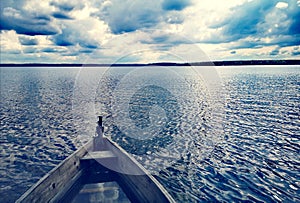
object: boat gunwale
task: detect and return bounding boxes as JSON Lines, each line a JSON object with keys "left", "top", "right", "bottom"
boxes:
{"left": 16, "top": 135, "right": 176, "bottom": 203}
{"left": 104, "top": 137, "right": 176, "bottom": 202}
{"left": 16, "top": 139, "right": 93, "bottom": 203}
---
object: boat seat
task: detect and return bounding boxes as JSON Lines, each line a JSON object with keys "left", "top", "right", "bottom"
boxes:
{"left": 81, "top": 151, "right": 117, "bottom": 161}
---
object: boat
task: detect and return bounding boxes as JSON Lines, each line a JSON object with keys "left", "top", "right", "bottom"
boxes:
{"left": 16, "top": 116, "right": 176, "bottom": 203}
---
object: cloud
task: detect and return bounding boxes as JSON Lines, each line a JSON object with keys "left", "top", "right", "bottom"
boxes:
{"left": 162, "top": 0, "right": 191, "bottom": 11}
{"left": 49, "top": 1, "right": 76, "bottom": 12}
{"left": 1, "top": 0, "right": 299, "bottom": 63}
{"left": 164, "top": 12, "right": 184, "bottom": 24}
{"left": 0, "top": 1, "right": 59, "bottom": 36}
{"left": 6, "top": 50, "right": 22, "bottom": 54}
{"left": 19, "top": 36, "right": 38, "bottom": 45}
{"left": 51, "top": 20, "right": 101, "bottom": 48}
{"left": 23, "top": 47, "right": 37, "bottom": 53}
{"left": 287, "top": 1, "right": 300, "bottom": 35}
{"left": 209, "top": 1, "right": 276, "bottom": 41}
{"left": 202, "top": 0, "right": 300, "bottom": 51}
{"left": 229, "top": 38, "right": 264, "bottom": 49}
{"left": 292, "top": 51, "right": 300, "bottom": 56}
{"left": 276, "top": 2, "right": 288, "bottom": 9}
{"left": 291, "top": 46, "right": 300, "bottom": 56}
{"left": 79, "top": 49, "right": 94, "bottom": 54}
{"left": 0, "top": 30, "right": 22, "bottom": 53}
{"left": 49, "top": 0, "right": 85, "bottom": 19}
{"left": 52, "top": 11, "right": 73, "bottom": 19}
{"left": 140, "top": 31, "right": 194, "bottom": 51}
{"left": 41, "top": 47, "right": 66, "bottom": 53}
{"left": 51, "top": 30, "right": 73, "bottom": 47}
{"left": 99, "top": 0, "right": 191, "bottom": 34}
{"left": 270, "top": 48, "right": 280, "bottom": 56}
{"left": 100, "top": 0, "right": 162, "bottom": 34}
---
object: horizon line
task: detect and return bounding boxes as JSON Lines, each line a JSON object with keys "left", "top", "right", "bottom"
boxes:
{"left": 1, "top": 59, "right": 299, "bottom": 67}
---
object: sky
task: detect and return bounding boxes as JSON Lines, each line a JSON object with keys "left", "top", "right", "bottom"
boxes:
{"left": 0, "top": 0, "right": 299, "bottom": 64}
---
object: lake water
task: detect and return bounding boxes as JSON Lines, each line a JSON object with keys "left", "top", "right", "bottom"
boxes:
{"left": 0, "top": 66, "right": 299, "bottom": 202}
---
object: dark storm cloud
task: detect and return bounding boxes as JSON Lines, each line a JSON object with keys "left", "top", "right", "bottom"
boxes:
{"left": 19, "top": 36, "right": 38, "bottom": 45}
{"left": 0, "top": 1, "right": 58, "bottom": 36}
{"left": 204, "top": 0, "right": 300, "bottom": 49}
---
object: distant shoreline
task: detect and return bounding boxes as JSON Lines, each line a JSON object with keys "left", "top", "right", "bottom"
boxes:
{"left": 1, "top": 60, "right": 299, "bottom": 67}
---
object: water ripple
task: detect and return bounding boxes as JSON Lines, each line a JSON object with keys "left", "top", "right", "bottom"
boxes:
{"left": 1, "top": 66, "right": 300, "bottom": 202}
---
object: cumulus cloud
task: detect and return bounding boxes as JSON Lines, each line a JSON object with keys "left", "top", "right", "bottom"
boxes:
{"left": 275, "top": 2, "right": 288, "bottom": 9}
{"left": 51, "top": 19, "right": 102, "bottom": 48}
{"left": 207, "top": 1, "right": 276, "bottom": 41}
{"left": 99, "top": 0, "right": 191, "bottom": 34}
{"left": 202, "top": 0, "right": 300, "bottom": 49}
{"left": 164, "top": 12, "right": 184, "bottom": 24}
{"left": 99, "top": 0, "right": 162, "bottom": 34}
{"left": 49, "top": 1, "right": 76, "bottom": 12}
{"left": 0, "top": 1, "right": 59, "bottom": 35}
{"left": 19, "top": 36, "right": 38, "bottom": 45}
{"left": 0, "top": 0, "right": 299, "bottom": 63}
{"left": 0, "top": 30, "right": 22, "bottom": 53}
{"left": 52, "top": 11, "right": 73, "bottom": 19}
{"left": 49, "top": 0, "right": 85, "bottom": 19}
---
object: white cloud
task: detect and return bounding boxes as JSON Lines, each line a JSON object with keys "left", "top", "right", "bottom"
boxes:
{"left": 0, "top": 0, "right": 299, "bottom": 63}
{"left": 275, "top": 2, "right": 289, "bottom": 9}
{"left": 23, "top": 0, "right": 54, "bottom": 13}
{"left": 0, "top": 30, "right": 22, "bottom": 52}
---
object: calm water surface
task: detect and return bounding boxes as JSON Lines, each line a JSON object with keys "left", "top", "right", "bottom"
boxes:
{"left": 0, "top": 66, "right": 299, "bottom": 202}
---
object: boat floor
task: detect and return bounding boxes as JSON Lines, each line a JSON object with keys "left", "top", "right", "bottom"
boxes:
{"left": 72, "top": 181, "right": 130, "bottom": 203}
{"left": 57, "top": 159, "right": 132, "bottom": 202}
